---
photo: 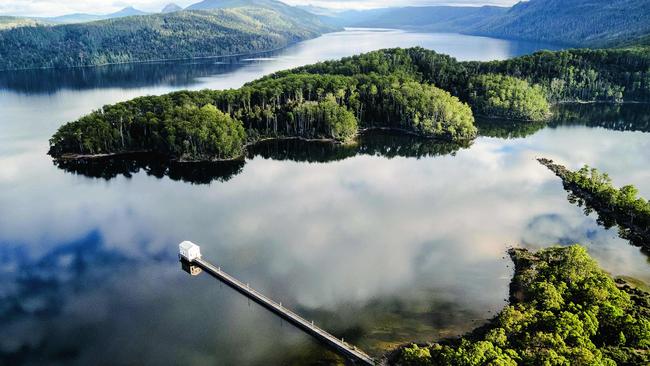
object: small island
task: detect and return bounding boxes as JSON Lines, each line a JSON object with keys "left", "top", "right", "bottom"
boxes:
{"left": 49, "top": 47, "right": 649, "bottom": 162}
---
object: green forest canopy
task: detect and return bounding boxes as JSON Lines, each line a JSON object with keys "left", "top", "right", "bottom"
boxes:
{"left": 49, "top": 46, "right": 650, "bottom": 161}
{"left": 49, "top": 71, "right": 479, "bottom": 160}
{"left": 539, "top": 159, "right": 650, "bottom": 252}
{"left": 398, "top": 245, "right": 650, "bottom": 366}
{"left": 0, "top": 7, "right": 333, "bottom": 70}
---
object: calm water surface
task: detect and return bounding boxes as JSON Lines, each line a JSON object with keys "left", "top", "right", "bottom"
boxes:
{"left": 1, "top": 29, "right": 649, "bottom": 365}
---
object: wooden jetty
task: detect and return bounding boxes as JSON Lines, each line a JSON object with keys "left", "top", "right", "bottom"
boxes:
{"left": 179, "top": 241, "right": 375, "bottom": 365}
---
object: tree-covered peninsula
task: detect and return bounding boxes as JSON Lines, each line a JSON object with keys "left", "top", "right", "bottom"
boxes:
{"left": 397, "top": 245, "right": 650, "bottom": 366}
{"left": 49, "top": 46, "right": 650, "bottom": 161}
{"left": 539, "top": 158, "right": 650, "bottom": 252}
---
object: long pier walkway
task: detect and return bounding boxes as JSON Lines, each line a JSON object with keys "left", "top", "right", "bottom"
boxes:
{"left": 180, "top": 243, "right": 375, "bottom": 365}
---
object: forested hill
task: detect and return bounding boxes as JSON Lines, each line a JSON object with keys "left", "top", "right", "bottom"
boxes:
{"left": 0, "top": 7, "right": 334, "bottom": 70}
{"left": 339, "top": 6, "right": 507, "bottom": 33}
{"left": 312, "top": 0, "right": 650, "bottom": 47}
{"left": 474, "top": 0, "right": 650, "bottom": 47}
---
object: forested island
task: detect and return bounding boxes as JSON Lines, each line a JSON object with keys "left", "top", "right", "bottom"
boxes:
{"left": 49, "top": 46, "right": 649, "bottom": 162}
{"left": 539, "top": 158, "right": 650, "bottom": 252}
{"left": 49, "top": 72, "right": 478, "bottom": 161}
{"left": 395, "top": 245, "right": 650, "bottom": 365}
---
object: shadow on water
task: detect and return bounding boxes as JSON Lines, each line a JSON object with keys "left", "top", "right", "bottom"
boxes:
{"left": 476, "top": 118, "right": 547, "bottom": 139}
{"left": 53, "top": 153, "right": 246, "bottom": 184}
{"left": 548, "top": 103, "right": 650, "bottom": 133}
{"left": 52, "top": 130, "right": 469, "bottom": 184}
{"left": 0, "top": 52, "right": 279, "bottom": 94}
{"left": 477, "top": 103, "right": 650, "bottom": 140}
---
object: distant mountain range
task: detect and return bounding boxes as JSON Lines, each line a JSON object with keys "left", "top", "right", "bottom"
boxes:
{"left": 474, "top": 0, "right": 650, "bottom": 47}
{"left": 306, "top": 0, "right": 650, "bottom": 47}
{"left": 3, "top": 0, "right": 326, "bottom": 26}
{"left": 1, "top": 0, "right": 647, "bottom": 49}
{"left": 161, "top": 3, "right": 183, "bottom": 14}
{"left": 187, "top": 0, "right": 324, "bottom": 23}
{"left": 45, "top": 6, "right": 150, "bottom": 24}
{"left": 326, "top": 6, "right": 508, "bottom": 32}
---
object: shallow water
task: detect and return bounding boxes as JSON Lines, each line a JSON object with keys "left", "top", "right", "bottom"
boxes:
{"left": 1, "top": 29, "right": 649, "bottom": 365}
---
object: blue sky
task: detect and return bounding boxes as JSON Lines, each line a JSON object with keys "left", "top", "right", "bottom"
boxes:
{"left": 1, "top": 0, "right": 520, "bottom": 17}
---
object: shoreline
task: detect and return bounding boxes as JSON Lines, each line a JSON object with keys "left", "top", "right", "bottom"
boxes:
{"left": 50, "top": 127, "right": 465, "bottom": 163}
{"left": 0, "top": 40, "right": 307, "bottom": 73}
{"left": 537, "top": 157, "right": 650, "bottom": 253}
{"left": 52, "top": 99, "right": 644, "bottom": 164}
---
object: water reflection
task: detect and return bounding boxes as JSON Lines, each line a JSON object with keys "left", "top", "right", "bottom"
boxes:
{"left": 476, "top": 119, "right": 547, "bottom": 139}
{"left": 53, "top": 154, "right": 245, "bottom": 185}
{"left": 52, "top": 131, "right": 467, "bottom": 184}
{"left": 549, "top": 103, "right": 650, "bottom": 133}
{"left": 51, "top": 103, "right": 650, "bottom": 185}
{"left": 477, "top": 103, "right": 650, "bottom": 139}
{"left": 0, "top": 29, "right": 563, "bottom": 95}
{"left": 0, "top": 56, "right": 262, "bottom": 95}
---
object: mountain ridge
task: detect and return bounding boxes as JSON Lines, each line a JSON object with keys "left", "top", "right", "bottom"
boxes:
{"left": 0, "top": 7, "right": 335, "bottom": 70}
{"left": 45, "top": 6, "right": 150, "bottom": 24}
{"left": 303, "top": 0, "right": 650, "bottom": 47}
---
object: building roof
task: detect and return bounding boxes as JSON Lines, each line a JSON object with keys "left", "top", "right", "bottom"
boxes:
{"left": 179, "top": 241, "right": 198, "bottom": 250}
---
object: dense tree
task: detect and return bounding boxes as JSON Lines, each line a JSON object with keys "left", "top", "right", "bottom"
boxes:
{"left": 370, "top": 80, "right": 476, "bottom": 139}
{"left": 468, "top": 74, "right": 550, "bottom": 121}
{"left": 289, "top": 96, "right": 358, "bottom": 142}
{"left": 0, "top": 8, "right": 332, "bottom": 70}
{"left": 396, "top": 246, "right": 650, "bottom": 366}
{"left": 539, "top": 158, "right": 650, "bottom": 252}
{"left": 49, "top": 104, "right": 247, "bottom": 160}
{"left": 50, "top": 46, "right": 650, "bottom": 160}
{"left": 279, "top": 47, "right": 650, "bottom": 103}
{"left": 49, "top": 71, "right": 479, "bottom": 160}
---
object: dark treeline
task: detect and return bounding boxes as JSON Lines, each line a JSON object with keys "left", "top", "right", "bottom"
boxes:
{"left": 539, "top": 158, "right": 650, "bottom": 252}
{"left": 250, "top": 130, "right": 467, "bottom": 163}
{"left": 476, "top": 119, "right": 547, "bottom": 139}
{"left": 54, "top": 130, "right": 468, "bottom": 183}
{"left": 548, "top": 103, "right": 650, "bottom": 133}
{"left": 0, "top": 56, "right": 254, "bottom": 94}
{"left": 0, "top": 8, "right": 331, "bottom": 70}
{"left": 53, "top": 153, "right": 246, "bottom": 184}
{"left": 398, "top": 246, "right": 650, "bottom": 365}
{"left": 478, "top": 103, "right": 650, "bottom": 139}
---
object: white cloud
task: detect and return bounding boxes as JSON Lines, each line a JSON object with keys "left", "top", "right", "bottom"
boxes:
{"left": 1, "top": 0, "right": 520, "bottom": 17}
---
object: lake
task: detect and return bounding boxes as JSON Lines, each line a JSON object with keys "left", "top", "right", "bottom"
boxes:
{"left": 1, "top": 29, "right": 649, "bottom": 365}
